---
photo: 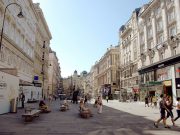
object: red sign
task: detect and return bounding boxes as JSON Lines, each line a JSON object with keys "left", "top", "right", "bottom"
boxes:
{"left": 133, "top": 88, "right": 139, "bottom": 93}
{"left": 176, "top": 69, "right": 180, "bottom": 72}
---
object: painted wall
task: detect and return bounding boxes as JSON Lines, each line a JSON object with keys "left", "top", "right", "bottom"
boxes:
{"left": 0, "top": 71, "right": 19, "bottom": 114}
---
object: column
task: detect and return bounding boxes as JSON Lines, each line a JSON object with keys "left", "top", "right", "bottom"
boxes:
{"left": 175, "top": 0, "right": 180, "bottom": 34}
{"left": 151, "top": 12, "right": 157, "bottom": 46}
{"left": 161, "top": 1, "right": 168, "bottom": 41}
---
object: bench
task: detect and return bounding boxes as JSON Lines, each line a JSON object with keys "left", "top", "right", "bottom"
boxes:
{"left": 22, "top": 109, "right": 41, "bottom": 122}
{"left": 25, "top": 107, "right": 35, "bottom": 113}
{"left": 39, "top": 106, "right": 51, "bottom": 113}
{"left": 60, "top": 105, "right": 67, "bottom": 111}
{"left": 79, "top": 110, "right": 90, "bottom": 118}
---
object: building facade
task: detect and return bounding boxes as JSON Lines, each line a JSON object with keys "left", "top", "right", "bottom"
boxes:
{"left": 137, "top": 0, "right": 180, "bottom": 103}
{"left": 93, "top": 45, "right": 120, "bottom": 99}
{"left": 34, "top": 3, "right": 52, "bottom": 99}
{"left": 0, "top": 0, "right": 53, "bottom": 102}
{"left": 119, "top": 8, "right": 141, "bottom": 101}
{"left": 48, "top": 49, "right": 61, "bottom": 96}
{"left": 0, "top": 0, "right": 37, "bottom": 85}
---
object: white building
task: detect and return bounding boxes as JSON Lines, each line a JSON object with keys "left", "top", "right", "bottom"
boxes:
{"left": 119, "top": 8, "right": 141, "bottom": 101}
{"left": 137, "top": 0, "right": 180, "bottom": 102}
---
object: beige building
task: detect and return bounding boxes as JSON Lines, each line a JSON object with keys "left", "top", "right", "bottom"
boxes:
{"left": 48, "top": 49, "right": 61, "bottom": 96}
{"left": 0, "top": 1, "right": 52, "bottom": 100}
{"left": 93, "top": 45, "right": 120, "bottom": 99}
{"left": 137, "top": 0, "right": 180, "bottom": 102}
{"left": 119, "top": 8, "right": 140, "bottom": 101}
{"left": 34, "top": 3, "right": 52, "bottom": 99}
{"left": 0, "top": 0, "right": 37, "bottom": 85}
{"left": 63, "top": 76, "right": 73, "bottom": 96}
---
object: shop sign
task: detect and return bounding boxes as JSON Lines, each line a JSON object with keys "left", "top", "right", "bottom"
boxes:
{"left": 163, "top": 80, "right": 172, "bottom": 86}
{"left": 148, "top": 81, "right": 162, "bottom": 85}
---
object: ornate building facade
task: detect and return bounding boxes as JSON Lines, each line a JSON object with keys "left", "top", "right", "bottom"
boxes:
{"left": 93, "top": 45, "right": 120, "bottom": 99}
{"left": 137, "top": 0, "right": 180, "bottom": 102}
{"left": 119, "top": 8, "right": 140, "bottom": 101}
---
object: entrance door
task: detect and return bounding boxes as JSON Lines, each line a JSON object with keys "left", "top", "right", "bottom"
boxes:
{"left": 164, "top": 86, "right": 172, "bottom": 97}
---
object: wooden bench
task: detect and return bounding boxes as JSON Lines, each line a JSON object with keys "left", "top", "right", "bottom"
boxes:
{"left": 79, "top": 110, "right": 90, "bottom": 118}
{"left": 39, "top": 107, "right": 51, "bottom": 113}
{"left": 60, "top": 105, "right": 67, "bottom": 111}
{"left": 25, "top": 107, "right": 35, "bottom": 113}
{"left": 22, "top": 109, "right": 41, "bottom": 122}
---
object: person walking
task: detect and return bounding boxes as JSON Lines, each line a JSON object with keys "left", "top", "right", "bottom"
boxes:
{"left": 154, "top": 94, "right": 170, "bottom": 128}
{"left": 84, "top": 95, "right": 88, "bottom": 106}
{"left": 21, "top": 92, "right": 25, "bottom": 108}
{"left": 165, "top": 96, "right": 175, "bottom": 126}
{"left": 97, "top": 96, "right": 103, "bottom": 114}
{"left": 106, "top": 95, "right": 109, "bottom": 103}
{"left": 152, "top": 96, "right": 157, "bottom": 108}
{"left": 174, "top": 97, "right": 180, "bottom": 121}
{"left": 145, "top": 95, "right": 149, "bottom": 107}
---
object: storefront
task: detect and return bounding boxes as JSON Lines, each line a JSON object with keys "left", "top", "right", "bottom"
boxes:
{"left": 139, "top": 55, "right": 180, "bottom": 103}
{"left": 175, "top": 63, "right": 180, "bottom": 97}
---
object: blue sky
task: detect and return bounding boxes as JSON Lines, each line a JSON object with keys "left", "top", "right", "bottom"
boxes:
{"left": 32, "top": 0, "right": 149, "bottom": 77}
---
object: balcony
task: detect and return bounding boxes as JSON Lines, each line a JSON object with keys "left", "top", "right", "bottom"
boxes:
{"left": 122, "top": 39, "right": 131, "bottom": 48}
{"left": 147, "top": 48, "right": 155, "bottom": 57}
{"left": 121, "top": 25, "right": 132, "bottom": 37}
{"left": 156, "top": 41, "right": 168, "bottom": 51}
{"left": 168, "top": 35, "right": 179, "bottom": 48}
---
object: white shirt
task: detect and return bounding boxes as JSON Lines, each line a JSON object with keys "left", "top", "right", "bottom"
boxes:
{"left": 176, "top": 101, "right": 180, "bottom": 110}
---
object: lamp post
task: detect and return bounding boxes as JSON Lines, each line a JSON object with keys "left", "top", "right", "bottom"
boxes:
{"left": 0, "top": 3, "right": 23, "bottom": 51}
{"left": 41, "top": 41, "right": 46, "bottom": 99}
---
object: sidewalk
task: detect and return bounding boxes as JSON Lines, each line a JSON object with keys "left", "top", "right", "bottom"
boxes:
{"left": 99, "top": 99, "right": 180, "bottom": 127}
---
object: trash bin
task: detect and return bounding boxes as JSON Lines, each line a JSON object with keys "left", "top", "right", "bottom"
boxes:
{"left": 10, "top": 98, "right": 17, "bottom": 113}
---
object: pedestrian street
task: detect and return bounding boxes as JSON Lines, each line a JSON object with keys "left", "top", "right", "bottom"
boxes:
{"left": 0, "top": 99, "right": 180, "bottom": 135}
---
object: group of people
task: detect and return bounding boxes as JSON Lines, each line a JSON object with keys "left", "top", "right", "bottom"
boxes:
{"left": 145, "top": 95, "right": 158, "bottom": 108}
{"left": 79, "top": 95, "right": 103, "bottom": 116}
{"left": 154, "top": 94, "right": 180, "bottom": 128}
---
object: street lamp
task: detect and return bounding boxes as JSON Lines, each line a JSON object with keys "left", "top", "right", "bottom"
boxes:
{"left": 0, "top": 3, "right": 23, "bottom": 51}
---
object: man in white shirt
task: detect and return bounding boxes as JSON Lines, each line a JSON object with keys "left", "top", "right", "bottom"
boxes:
{"left": 174, "top": 97, "right": 180, "bottom": 121}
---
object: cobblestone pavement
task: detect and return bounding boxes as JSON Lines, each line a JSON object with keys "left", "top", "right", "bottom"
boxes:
{"left": 0, "top": 99, "right": 180, "bottom": 135}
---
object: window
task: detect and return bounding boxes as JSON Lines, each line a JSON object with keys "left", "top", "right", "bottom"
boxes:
{"left": 157, "top": 34, "right": 164, "bottom": 44}
{"left": 167, "top": 8, "right": 175, "bottom": 24}
{"left": 140, "top": 44, "right": 145, "bottom": 53}
{"left": 147, "top": 26, "right": 153, "bottom": 39}
{"left": 157, "top": 19, "right": 163, "bottom": 32}
{"left": 169, "top": 25, "right": 176, "bottom": 36}
{"left": 148, "top": 40, "right": 153, "bottom": 49}
{"left": 155, "top": 6, "right": 161, "bottom": 15}
{"left": 140, "top": 33, "right": 144, "bottom": 45}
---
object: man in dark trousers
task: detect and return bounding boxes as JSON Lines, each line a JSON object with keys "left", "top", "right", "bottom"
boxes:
{"left": 21, "top": 92, "right": 25, "bottom": 108}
